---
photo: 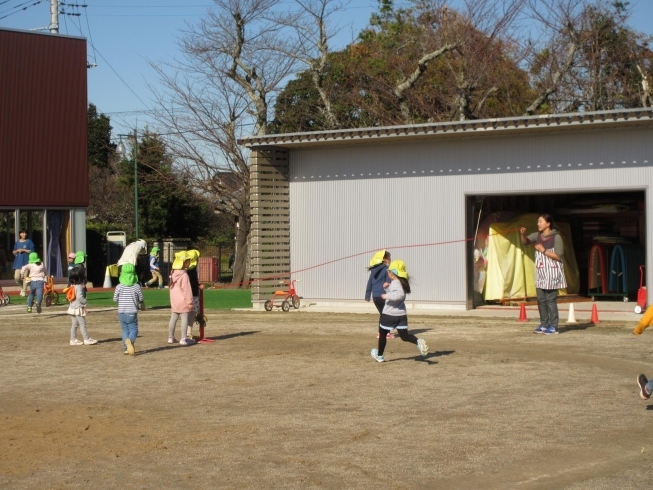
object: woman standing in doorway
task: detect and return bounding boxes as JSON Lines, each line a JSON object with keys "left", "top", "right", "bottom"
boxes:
{"left": 520, "top": 214, "right": 567, "bottom": 335}
{"left": 12, "top": 230, "right": 34, "bottom": 296}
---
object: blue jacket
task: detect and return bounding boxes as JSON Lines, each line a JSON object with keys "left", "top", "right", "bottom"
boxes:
{"left": 365, "top": 264, "right": 388, "bottom": 300}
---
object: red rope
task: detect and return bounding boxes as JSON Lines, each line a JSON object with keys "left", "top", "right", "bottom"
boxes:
{"left": 211, "top": 227, "right": 522, "bottom": 289}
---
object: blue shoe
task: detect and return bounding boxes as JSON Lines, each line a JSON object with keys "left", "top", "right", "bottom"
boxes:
{"left": 543, "top": 326, "right": 559, "bottom": 335}
{"left": 533, "top": 325, "right": 546, "bottom": 334}
{"left": 370, "top": 349, "right": 384, "bottom": 363}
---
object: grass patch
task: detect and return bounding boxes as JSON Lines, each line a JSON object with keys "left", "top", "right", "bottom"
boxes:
{"left": 7, "top": 288, "right": 252, "bottom": 310}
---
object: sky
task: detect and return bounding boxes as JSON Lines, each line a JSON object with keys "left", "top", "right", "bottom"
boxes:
{"left": 1, "top": 0, "right": 652, "bottom": 138}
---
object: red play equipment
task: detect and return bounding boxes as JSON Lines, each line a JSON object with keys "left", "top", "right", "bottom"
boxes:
{"left": 0, "top": 285, "right": 9, "bottom": 306}
{"left": 196, "top": 288, "right": 214, "bottom": 343}
{"left": 635, "top": 265, "right": 647, "bottom": 314}
{"left": 264, "top": 279, "right": 300, "bottom": 312}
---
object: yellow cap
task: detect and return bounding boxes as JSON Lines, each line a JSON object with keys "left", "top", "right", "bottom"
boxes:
{"left": 369, "top": 250, "right": 387, "bottom": 267}
{"left": 172, "top": 251, "right": 189, "bottom": 270}
{"left": 388, "top": 260, "right": 408, "bottom": 279}
{"left": 186, "top": 249, "right": 200, "bottom": 269}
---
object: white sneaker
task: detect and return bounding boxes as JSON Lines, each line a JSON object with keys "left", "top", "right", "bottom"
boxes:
{"left": 70, "top": 339, "right": 83, "bottom": 345}
{"left": 179, "top": 337, "right": 195, "bottom": 346}
{"left": 417, "top": 338, "right": 429, "bottom": 356}
{"left": 167, "top": 337, "right": 178, "bottom": 344}
{"left": 19, "top": 290, "right": 26, "bottom": 297}
{"left": 83, "top": 338, "right": 98, "bottom": 345}
{"left": 370, "top": 349, "right": 384, "bottom": 362}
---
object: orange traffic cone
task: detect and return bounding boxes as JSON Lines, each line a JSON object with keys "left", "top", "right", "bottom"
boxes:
{"left": 590, "top": 304, "right": 600, "bottom": 324}
{"left": 518, "top": 303, "right": 528, "bottom": 322}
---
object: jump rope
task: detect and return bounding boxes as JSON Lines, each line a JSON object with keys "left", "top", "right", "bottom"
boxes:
{"left": 210, "top": 227, "right": 523, "bottom": 289}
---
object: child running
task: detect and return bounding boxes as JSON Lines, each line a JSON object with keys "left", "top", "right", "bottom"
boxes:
{"left": 113, "top": 263, "right": 143, "bottom": 355}
{"left": 66, "top": 267, "right": 97, "bottom": 345}
{"left": 371, "top": 260, "right": 429, "bottom": 362}
{"left": 365, "top": 250, "right": 394, "bottom": 340}
{"left": 20, "top": 252, "right": 47, "bottom": 313}
{"left": 144, "top": 247, "right": 163, "bottom": 288}
{"left": 168, "top": 251, "right": 196, "bottom": 346}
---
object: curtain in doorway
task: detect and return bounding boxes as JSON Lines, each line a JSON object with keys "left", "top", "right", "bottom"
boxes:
{"left": 47, "top": 211, "right": 63, "bottom": 278}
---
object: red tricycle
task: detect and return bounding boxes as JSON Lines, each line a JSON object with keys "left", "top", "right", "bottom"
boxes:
{"left": 44, "top": 275, "right": 60, "bottom": 307}
{"left": 264, "top": 279, "right": 300, "bottom": 312}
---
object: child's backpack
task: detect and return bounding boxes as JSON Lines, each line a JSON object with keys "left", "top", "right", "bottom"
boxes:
{"left": 64, "top": 286, "right": 76, "bottom": 302}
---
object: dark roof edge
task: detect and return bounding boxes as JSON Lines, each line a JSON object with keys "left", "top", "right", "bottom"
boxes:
{"left": 0, "top": 26, "right": 86, "bottom": 41}
{"left": 238, "top": 107, "right": 653, "bottom": 148}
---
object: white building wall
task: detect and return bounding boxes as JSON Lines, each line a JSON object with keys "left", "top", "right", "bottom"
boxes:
{"left": 288, "top": 126, "right": 653, "bottom": 306}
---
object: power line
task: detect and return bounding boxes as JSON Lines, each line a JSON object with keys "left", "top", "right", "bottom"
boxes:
{"left": 0, "top": 0, "right": 43, "bottom": 20}
{"left": 87, "top": 39, "right": 151, "bottom": 110}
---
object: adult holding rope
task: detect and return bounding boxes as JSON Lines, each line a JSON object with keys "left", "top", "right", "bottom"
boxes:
{"left": 520, "top": 214, "right": 566, "bottom": 335}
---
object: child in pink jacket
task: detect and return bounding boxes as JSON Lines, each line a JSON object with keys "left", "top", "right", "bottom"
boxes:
{"left": 167, "top": 252, "right": 195, "bottom": 346}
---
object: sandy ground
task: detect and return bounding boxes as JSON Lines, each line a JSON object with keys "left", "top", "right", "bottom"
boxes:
{"left": 1, "top": 305, "right": 653, "bottom": 489}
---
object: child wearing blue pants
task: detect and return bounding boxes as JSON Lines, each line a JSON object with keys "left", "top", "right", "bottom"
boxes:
{"left": 20, "top": 252, "right": 46, "bottom": 313}
{"left": 113, "top": 264, "right": 143, "bottom": 356}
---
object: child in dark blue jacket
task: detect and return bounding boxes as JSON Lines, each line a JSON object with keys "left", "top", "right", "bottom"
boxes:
{"left": 365, "top": 250, "right": 393, "bottom": 339}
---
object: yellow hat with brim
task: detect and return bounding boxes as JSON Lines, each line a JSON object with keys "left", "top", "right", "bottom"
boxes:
{"left": 172, "top": 251, "right": 189, "bottom": 270}
{"left": 369, "top": 250, "right": 386, "bottom": 267}
{"left": 388, "top": 259, "right": 408, "bottom": 279}
{"left": 186, "top": 249, "right": 200, "bottom": 269}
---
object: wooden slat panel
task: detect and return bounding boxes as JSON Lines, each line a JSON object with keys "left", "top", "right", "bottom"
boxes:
{"left": 250, "top": 148, "right": 291, "bottom": 300}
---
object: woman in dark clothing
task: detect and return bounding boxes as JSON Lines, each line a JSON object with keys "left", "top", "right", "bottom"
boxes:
{"left": 365, "top": 250, "right": 393, "bottom": 339}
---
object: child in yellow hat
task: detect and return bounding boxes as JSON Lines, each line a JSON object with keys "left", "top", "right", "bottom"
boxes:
{"left": 365, "top": 250, "right": 395, "bottom": 340}
{"left": 168, "top": 252, "right": 195, "bottom": 346}
{"left": 371, "top": 260, "right": 429, "bottom": 362}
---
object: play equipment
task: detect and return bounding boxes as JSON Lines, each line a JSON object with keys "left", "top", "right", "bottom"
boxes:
{"left": 518, "top": 303, "right": 528, "bottom": 322}
{"left": 43, "top": 275, "right": 59, "bottom": 307}
{"left": 590, "top": 304, "right": 600, "bottom": 324}
{"left": 588, "top": 244, "right": 610, "bottom": 299}
{"left": 196, "top": 288, "right": 214, "bottom": 343}
{"left": 264, "top": 279, "right": 301, "bottom": 312}
{"left": 635, "top": 265, "right": 647, "bottom": 314}
{"left": 0, "top": 285, "right": 9, "bottom": 306}
{"left": 566, "top": 303, "right": 577, "bottom": 323}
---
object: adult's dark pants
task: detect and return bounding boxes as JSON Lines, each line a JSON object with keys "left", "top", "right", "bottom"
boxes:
{"left": 537, "top": 288, "right": 559, "bottom": 328}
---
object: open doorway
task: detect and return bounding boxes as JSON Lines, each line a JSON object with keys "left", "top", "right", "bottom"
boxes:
{"left": 467, "top": 191, "right": 646, "bottom": 308}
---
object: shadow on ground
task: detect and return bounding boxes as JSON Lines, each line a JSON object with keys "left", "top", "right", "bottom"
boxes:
{"left": 387, "top": 350, "right": 455, "bottom": 365}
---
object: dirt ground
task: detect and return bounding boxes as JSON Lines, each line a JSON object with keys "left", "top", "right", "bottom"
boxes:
{"left": 2, "top": 306, "right": 653, "bottom": 489}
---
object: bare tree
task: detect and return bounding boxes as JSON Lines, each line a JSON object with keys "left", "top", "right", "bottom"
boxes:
{"left": 271, "top": 0, "right": 346, "bottom": 129}
{"left": 522, "top": 0, "right": 586, "bottom": 115}
{"left": 152, "top": 0, "right": 299, "bottom": 287}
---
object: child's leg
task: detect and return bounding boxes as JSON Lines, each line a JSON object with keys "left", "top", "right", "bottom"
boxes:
{"left": 77, "top": 316, "right": 90, "bottom": 340}
{"left": 377, "top": 327, "right": 389, "bottom": 356}
{"left": 155, "top": 271, "right": 163, "bottom": 287}
{"left": 168, "top": 312, "right": 180, "bottom": 339}
{"left": 396, "top": 327, "right": 418, "bottom": 345}
{"left": 118, "top": 313, "right": 129, "bottom": 351}
{"left": 180, "top": 312, "right": 189, "bottom": 336}
{"left": 187, "top": 297, "right": 199, "bottom": 336}
{"left": 128, "top": 313, "right": 139, "bottom": 346}
{"left": 27, "top": 284, "right": 35, "bottom": 307}
{"left": 34, "top": 281, "right": 44, "bottom": 305}
{"left": 71, "top": 316, "right": 79, "bottom": 340}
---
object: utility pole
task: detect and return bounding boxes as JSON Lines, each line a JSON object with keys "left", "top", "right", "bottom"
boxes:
{"left": 50, "top": 0, "right": 59, "bottom": 34}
